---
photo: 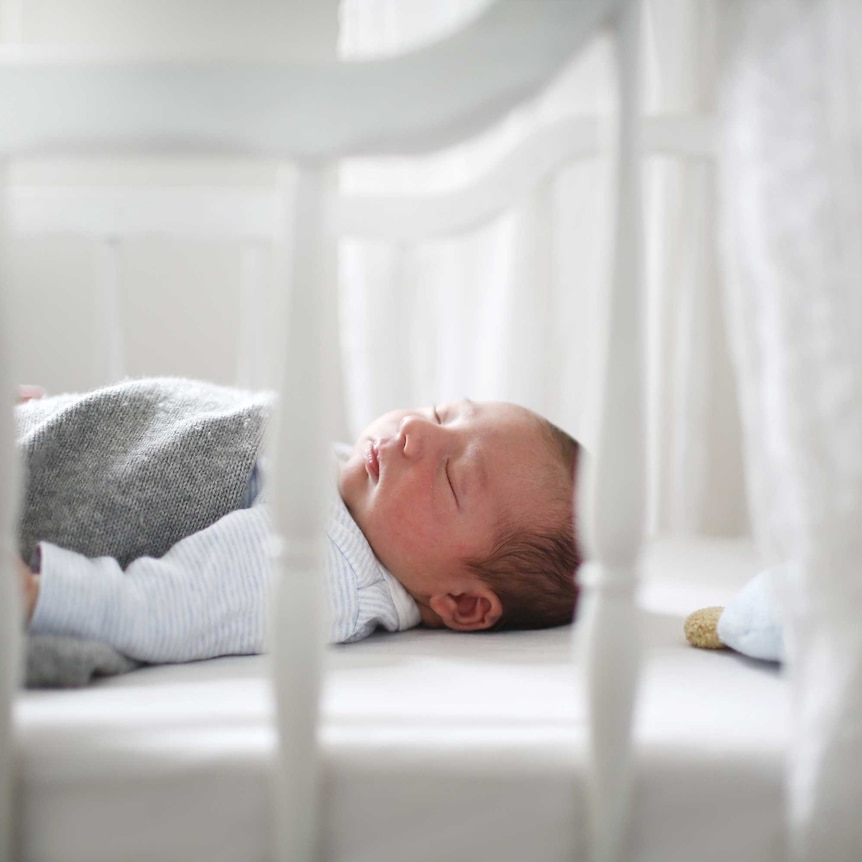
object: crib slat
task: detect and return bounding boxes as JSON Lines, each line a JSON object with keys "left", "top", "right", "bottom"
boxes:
{"left": 0, "top": 159, "right": 22, "bottom": 862}
{"left": 576, "top": 3, "right": 645, "bottom": 862}
{"left": 267, "top": 163, "right": 337, "bottom": 862}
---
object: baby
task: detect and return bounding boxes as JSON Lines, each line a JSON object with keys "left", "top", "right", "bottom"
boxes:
{"left": 16, "top": 378, "right": 580, "bottom": 680}
{"left": 339, "top": 399, "right": 580, "bottom": 632}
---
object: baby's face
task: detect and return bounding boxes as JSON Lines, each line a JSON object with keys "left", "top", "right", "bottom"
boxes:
{"left": 339, "top": 400, "right": 560, "bottom": 609}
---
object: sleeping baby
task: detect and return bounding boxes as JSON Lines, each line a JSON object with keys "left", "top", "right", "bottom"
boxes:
{"left": 15, "top": 378, "right": 580, "bottom": 685}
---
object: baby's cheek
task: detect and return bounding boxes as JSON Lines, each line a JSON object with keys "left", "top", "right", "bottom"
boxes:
{"left": 337, "top": 456, "right": 367, "bottom": 508}
{"left": 381, "top": 514, "right": 441, "bottom": 560}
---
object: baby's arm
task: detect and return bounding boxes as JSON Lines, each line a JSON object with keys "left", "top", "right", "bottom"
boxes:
{"left": 18, "top": 557, "right": 39, "bottom": 623}
{"left": 16, "top": 390, "right": 44, "bottom": 621}
{"left": 17, "top": 385, "right": 46, "bottom": 403}
{"left": 28, "top": 506, "right": 275, "bottom": 664}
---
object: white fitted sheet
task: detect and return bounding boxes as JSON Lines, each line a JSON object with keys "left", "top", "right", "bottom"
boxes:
{"left": 15, "top": 538, "right": 787, "bottom": 862}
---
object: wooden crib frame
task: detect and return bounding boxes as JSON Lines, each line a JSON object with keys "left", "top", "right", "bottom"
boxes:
{"left": 0, "top": 2, "right": 717, "bottom": 861}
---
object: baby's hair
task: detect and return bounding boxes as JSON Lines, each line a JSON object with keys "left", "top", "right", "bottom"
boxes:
{"left": 466, "top": 416, "right": 581, "bottom": 630}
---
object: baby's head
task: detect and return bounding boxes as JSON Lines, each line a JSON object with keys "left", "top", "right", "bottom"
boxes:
{"left": 338, "top": 400, "right": 580, "bottom": 633}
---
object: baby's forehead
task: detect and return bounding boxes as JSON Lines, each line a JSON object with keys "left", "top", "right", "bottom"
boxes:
{"left": 484, "top": 403, "right": 554, "bottom": 448}
{"left": 443, "top": 401, "right": 554, "bottom": 463}
{"left": 459, "top": 399, "right": 542, "bottom": 430}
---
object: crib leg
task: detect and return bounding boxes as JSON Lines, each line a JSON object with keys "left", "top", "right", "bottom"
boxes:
{"left": 575, "top": 2, "right": 645, "bottom": 862}
{"left": 0, "top": 158, "right": 23, "bottom": 862}
{"left": 267, "top": 162, "right": 339, "bottom": 862}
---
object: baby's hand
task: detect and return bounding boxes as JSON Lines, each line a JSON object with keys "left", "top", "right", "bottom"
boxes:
{"left": 18, "top": 558, "right": 39, "bottom": 625}
{"left": 18, "top": 385, "right": 46, "bottom": 404}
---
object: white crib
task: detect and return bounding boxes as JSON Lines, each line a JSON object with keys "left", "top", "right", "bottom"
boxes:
{"left": 0, "top": 2, "right": 816, "bottom": 861}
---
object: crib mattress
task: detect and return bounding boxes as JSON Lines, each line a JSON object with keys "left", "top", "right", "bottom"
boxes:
{"left": 15, "top": 538, "right": 786, "bottom": 862}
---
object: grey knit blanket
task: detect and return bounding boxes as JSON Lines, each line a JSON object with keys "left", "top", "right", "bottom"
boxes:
{"left": 16, "top": 378, "right": 270, "bottom": 688}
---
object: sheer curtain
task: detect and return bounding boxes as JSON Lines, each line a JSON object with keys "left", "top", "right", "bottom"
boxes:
{"left": 338, "top": 0, "right": 746, "bottom": 537}
{"left": 721, "top": 1, "right": 862, "bottom": 858}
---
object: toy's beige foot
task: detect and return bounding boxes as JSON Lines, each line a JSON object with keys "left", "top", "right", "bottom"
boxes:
{"left": 684, "top": 606, "right": 726, "bottom": 650}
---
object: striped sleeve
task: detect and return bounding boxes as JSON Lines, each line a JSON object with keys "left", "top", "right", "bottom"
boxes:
{"left": 29, "top": 495, "right": 420, "bottom": 663}
{"left": 30, "top": 506, "right": 274, "bottom": 663}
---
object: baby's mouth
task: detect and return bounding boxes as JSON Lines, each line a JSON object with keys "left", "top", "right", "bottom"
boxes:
{"left": 365, "top": 440, "right": 381, "bottom": 482}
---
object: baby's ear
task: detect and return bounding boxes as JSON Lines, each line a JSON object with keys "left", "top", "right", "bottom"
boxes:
{"left": 429, "top": 588, "right": 502, "bottom": 632}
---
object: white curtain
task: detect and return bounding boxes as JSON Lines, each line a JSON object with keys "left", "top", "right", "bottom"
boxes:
{"left": 338, "top": 0, "right": 747, "bottom": 537}
{"left": 721, "top": 1, "right": 862, "bottom": 859}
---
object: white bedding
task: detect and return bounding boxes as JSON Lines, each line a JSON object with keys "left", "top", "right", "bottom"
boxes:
{"left": 15, "top": 538, "right": 786, "bottom": 862}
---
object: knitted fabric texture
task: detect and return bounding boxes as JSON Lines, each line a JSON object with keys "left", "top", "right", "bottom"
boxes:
{"left": 16, "top": 377, "right": 270, "bottom": 568}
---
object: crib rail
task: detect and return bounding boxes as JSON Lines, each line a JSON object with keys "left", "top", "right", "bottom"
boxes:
{"left": 4, "top": 101, "right": 713, "bottom": 396}
{"left": 8, "top": 113, "right": 714, "bottom": 245}
{"left": 3, "top": 105, "right": 714, "bottom": 393}
{"left": 8, "top": 186, "right": 281, "bottom": 239}
{"left": 336, "top": 115, "right": 713, "bottom": 240}
{"left": 0, "top": 1, "right": 624, "bottom": 161}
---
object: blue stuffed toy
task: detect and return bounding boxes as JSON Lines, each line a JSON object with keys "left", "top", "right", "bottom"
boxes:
{"left": 684, "top": 565, "right": 786, "bottom": 663}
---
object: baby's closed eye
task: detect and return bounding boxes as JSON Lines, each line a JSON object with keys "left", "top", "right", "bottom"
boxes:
{"left": 445, "top": 458, "right": 458, "bottom": 506}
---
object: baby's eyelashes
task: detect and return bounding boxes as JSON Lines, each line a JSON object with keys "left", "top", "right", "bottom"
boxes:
{"left": 445, "top": 458, "right": 458, "bottom": 508}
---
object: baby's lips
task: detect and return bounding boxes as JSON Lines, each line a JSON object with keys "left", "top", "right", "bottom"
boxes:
{"left": 365, "top": 440, "right": 381, "bottom": 482}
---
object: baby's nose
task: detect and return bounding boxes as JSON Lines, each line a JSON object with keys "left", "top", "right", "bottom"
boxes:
{"left": 400, "top": 414, "right": 442, "bottom": 459}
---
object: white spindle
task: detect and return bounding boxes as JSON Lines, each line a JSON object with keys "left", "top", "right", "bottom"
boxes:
{"left": 576, "top": 3, "right": 644, "bottom": 862}
{"left": 97, "top": 236, "right": 124, "bottom": 383}
{"left": 0, "top": 159, "right": 22, "bottom": 862}
{"left": 236, "top": 241, "right": 269, "bottom": 390}
{"left": 267, "top": 163, "right": 336, "bottom": 862}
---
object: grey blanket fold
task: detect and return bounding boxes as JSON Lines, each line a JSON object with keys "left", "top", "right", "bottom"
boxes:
{"left": 26, "top": 635, "right": 140, "bottom": 688}
{"left": 16, "top": 377, "right": 270, "bottom": 688}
